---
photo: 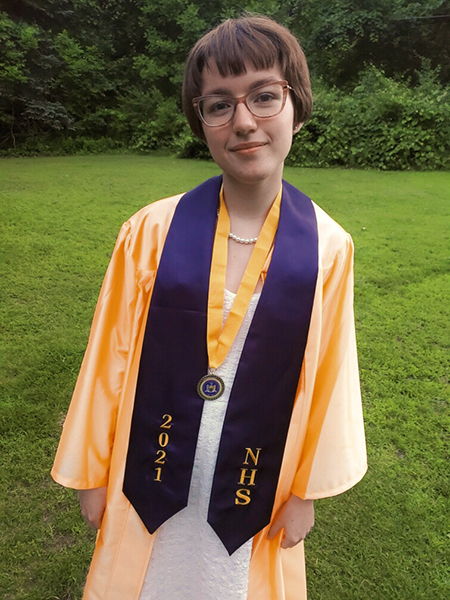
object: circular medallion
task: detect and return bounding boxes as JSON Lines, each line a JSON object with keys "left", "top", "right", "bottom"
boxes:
{"left": 197, "top": 374, "right": 225, "bottom": 401}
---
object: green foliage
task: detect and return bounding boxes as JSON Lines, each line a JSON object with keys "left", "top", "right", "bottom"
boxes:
{"left": 0, "top": 9, "right": 72, "bottom": 145}
{"left": 55, "top": 31, "right": 110, "bottom": 111}
{"left": 1, "top": 0, "right": 449, "bottom": 168}
{"left": 130, "top": 91, "right": 186, "bottom": 151}
{"left": 293, "top": 0, "right": 450, "bottom": 87}
{"left": 0, "top": 14, "right": 37, "bottom": 85}
{"left": 172, "top": 127, "right": 211, "bottom": 160}
{"left": 0, "top": 134, "right": 124, "bottom": 157}
{"left": 288, "top": 66, "right": 450, "bottom": 170}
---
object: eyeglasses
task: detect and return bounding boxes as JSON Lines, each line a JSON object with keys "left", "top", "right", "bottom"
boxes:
{"left": 193, "top": 80, "right": 293, "bottom": 127}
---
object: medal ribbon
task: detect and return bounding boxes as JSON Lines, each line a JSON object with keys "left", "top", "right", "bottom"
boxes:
{"left": 207, "top": 187, "right": 281, "bottom": 370}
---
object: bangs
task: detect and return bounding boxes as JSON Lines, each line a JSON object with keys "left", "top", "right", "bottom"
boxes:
{"left": 199, "top": 20, "right": 284, "bottom": 78}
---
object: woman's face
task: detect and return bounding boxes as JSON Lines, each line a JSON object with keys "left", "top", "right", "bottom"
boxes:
{"left": 200, "top": 61, "right": 300, "bottom": 189}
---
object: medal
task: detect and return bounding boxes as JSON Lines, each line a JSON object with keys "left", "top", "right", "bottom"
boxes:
{"left": 197, "top": 373, "right": 225, "bottom": 400}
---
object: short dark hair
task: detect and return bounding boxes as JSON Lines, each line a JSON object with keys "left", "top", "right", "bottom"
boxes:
{"left": 182, "top": 15, "right": 313, "bottom": 140}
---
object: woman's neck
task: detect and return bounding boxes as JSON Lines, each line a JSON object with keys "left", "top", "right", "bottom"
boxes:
{"left": 222, "top": 172, "right": 283, "bottom": 223}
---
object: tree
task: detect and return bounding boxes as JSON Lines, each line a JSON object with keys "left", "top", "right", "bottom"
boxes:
{"left": 291, "top": 0, "right": 450, "bottom": 86}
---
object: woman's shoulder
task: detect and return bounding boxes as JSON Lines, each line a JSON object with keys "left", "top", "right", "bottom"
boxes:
{"left": 283, "top": 180, "right": 351, "bottom": 260}
{"left": 122, "top": 193, "right": 185, "bottom": 272}
{"left": 312, "top": 201, "right": 353, "bottom": 270}
{"left": 128, "top": 193, "right": 184, "bottom": 232}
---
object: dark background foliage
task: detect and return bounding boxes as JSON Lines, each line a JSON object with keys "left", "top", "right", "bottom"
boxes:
{"left": 1, "top": 0, "right": 449, "bottom": 168}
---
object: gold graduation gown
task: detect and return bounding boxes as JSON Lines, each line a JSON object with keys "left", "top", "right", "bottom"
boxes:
{"left": 52, "top": 191, "right": 367, "bottom": 600}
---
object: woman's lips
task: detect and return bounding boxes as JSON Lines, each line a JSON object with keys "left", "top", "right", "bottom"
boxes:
{"left": 230, "top": 143, "right": 267, "bottom": 155}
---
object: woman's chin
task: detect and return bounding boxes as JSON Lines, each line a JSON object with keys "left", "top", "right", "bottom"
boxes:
{"left": 221, "top": 163, "right": 284, "bottom": 188}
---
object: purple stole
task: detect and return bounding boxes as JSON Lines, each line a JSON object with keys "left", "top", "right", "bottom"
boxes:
{"left": 123, "top": 176, "right": 318, "bottom": 554}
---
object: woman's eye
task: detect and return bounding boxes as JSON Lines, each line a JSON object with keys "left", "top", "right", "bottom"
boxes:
{"left": 254, "top": 92, "right": 276, "bottom": 104}
{"left": 207, "top": 101, "right": 232, "bottom": 114}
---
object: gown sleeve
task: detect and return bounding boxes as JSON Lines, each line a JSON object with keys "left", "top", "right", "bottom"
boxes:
{"left": 51, "top": 221, "right": 138, "bottom": 489}
{"left": 291, "top": 233, "right": 367, "bottom": 499}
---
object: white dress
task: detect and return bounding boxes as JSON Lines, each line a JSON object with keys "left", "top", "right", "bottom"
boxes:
{"left": 139, "top": 289, "right": 260, "bottom": 600}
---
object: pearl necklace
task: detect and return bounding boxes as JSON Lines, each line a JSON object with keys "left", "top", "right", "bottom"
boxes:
{"left": 216, "top": 211, "right": 258, "bottom": 244}
{"left": 228, "top": 232, "right": 258, "bottom": 244}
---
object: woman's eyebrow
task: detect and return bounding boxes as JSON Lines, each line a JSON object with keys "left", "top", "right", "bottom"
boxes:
{"left": 203, "top": 77, "right": 279, "bottom": 96}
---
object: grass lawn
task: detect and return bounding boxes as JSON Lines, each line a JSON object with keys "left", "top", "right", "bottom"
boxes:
{"left": 1, "top": 155, "right": 449, "bottom": 599}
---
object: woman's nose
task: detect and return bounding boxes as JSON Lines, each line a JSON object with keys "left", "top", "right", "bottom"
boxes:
{"left": 232, "top": 101, "right": 257, "bottom": 134}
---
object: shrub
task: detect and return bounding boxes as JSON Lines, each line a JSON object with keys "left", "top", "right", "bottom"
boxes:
{"left": 0, "top": 136, "right": 124, "bottom": 157}
{"left": 130, "top": 91, "right": 186, "bottom": 152}
{"left": 288, "top": 66, "right": 450, "bottom": 170}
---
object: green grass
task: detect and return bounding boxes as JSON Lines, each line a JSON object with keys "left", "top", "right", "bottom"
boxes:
{"left": 1, "top": 155, "right": 449, "bottom": 599}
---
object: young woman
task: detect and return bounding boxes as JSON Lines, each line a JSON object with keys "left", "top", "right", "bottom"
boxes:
{"left": 52, "top": 15, "right": 367, "bottom": 600}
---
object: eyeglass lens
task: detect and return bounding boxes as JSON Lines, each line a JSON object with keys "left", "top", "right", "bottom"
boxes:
{"left": 198, "top": 83, "right": 286, "bottom": 126}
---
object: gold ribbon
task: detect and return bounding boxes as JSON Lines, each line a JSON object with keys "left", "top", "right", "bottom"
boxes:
{"left": 207, "top": 187, "right": 282, "bottom": 370}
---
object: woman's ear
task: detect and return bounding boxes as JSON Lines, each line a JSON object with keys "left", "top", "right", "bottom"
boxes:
{"left": 293, "top": 122, "right": 304, "bottom": 135}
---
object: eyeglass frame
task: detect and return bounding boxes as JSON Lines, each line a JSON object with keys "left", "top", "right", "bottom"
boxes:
{"left": 192, "top": 80, "right": 294, "bottom": 127}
